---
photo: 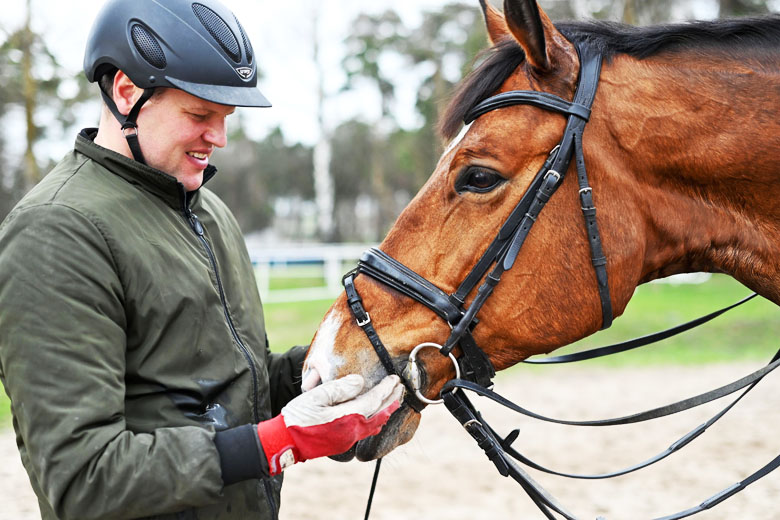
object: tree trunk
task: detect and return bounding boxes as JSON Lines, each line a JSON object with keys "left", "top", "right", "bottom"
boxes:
{"left": 370, "top": 144, "right": 392, "bottom": 240}
{"left": 622, "top": 0, "right": 637, "bottom": 24}
{"left": 311, "top": 7, "right": 335, "bottom": 242}
{"left": 22, "top": 0, "right": 40, "bottom": 189}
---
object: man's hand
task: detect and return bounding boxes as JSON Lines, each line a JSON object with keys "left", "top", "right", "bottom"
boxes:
{"left": 257, "top": 374, "right": 403, "bottom": 474}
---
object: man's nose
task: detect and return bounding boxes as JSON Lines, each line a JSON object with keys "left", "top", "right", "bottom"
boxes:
{"left": 204, "top": 118, "right": 228, "bottom": 148}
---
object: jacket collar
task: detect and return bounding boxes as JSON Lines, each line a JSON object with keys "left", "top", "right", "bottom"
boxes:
{"left": 75, "top": 128, "right": 218, "bottom": 213}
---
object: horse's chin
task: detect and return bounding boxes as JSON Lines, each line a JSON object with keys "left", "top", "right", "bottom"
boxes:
{"left": 330, "top": 403, "right": 421, "bottom": 462}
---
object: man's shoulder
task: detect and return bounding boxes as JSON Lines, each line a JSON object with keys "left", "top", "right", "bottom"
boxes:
{"left": 15, "top": 150, "right": 143, "bottom": 216}
{"left": 1, "top": 153, "right": 154, "bottom": 250}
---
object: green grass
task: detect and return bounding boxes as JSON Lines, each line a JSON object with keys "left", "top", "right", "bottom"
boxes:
{"left": 534, "top": 274, "right": 780, "bottom": 366}
{"left": 264, "top": 298, "right": 334, "bottom": 351}
{"left": 267, "top": 276, "right": 325, "bottom": 291}
{"left": 0, "top": 383, "right": 10, "bottom": 426}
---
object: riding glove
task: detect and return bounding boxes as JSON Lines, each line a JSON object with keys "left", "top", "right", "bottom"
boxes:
{"left": 257, "top": 374, "right": 403, "bottom": 474}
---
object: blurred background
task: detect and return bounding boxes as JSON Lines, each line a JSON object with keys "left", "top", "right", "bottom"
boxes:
{"left": 1, "top": 0, "right": 779, "bottom": 422}
{"left": 2, "top": 2, "right": 780, "bottom": 517}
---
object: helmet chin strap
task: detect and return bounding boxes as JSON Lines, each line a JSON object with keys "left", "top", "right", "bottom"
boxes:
{"left": 99, "top": 87, "right": 155, "bottom": 165}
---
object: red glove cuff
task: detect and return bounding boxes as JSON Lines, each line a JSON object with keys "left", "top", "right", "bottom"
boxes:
{"left": 256, "top": 415, "right": 299, "bottom": 476}
{"left": 257, "top": 400, "right": 401, "bottom": 475}
{"left": 286, "top": 401, "right": 400, "bottom": 462}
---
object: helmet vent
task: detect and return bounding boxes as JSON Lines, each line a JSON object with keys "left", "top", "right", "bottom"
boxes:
{"left": 193, "top": 3, "right": 241, "bottom": 63}
{"left": 131, "top": 24, "right": 167, "bottom": 69}
{"left": 234, "top": 16, "right": 253, "bottom": 65}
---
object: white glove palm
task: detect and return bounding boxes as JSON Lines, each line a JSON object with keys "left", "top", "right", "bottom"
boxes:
{"left": 282, "top": 374, "right": 403, "bottom": 426}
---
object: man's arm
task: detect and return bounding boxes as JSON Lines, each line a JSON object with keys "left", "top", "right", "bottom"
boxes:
{"left": 266, "top": 342, "right": 308, "bottom": 416}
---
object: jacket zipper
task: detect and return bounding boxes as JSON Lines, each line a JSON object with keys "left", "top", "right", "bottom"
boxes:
{"left": 186, "top": 210, "right": 261, "bottom": 424}
{"left": 182, "top": 191, "right": 275, "bottom": 517}
{"left": 263, "top": 479, "right": 279, "bottom": 520}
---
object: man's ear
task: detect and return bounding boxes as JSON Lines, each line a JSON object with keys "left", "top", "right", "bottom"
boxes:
{"left": 112, "top": 71, "right": 143, "bottom": 116}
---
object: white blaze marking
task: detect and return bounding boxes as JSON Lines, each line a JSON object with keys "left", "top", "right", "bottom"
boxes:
{"left": 442, "top": 123, "right": 472, "bottom": 158}
{"left": 301, "top": 308, "right": 345, "bottom": 391}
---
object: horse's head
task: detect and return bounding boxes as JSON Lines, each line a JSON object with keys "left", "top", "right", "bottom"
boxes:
{"left": 303, "top": 0, "right": 640, "bottom": 461}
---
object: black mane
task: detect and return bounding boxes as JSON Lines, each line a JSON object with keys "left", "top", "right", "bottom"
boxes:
{"left": 558, "top": 16, "right": 780, "bottom": 60}
{"left": 439, "top": 15, "right": 780, "bottom": 139}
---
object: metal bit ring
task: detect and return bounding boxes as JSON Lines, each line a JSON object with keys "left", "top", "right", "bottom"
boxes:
{"left": 406, "top": 342, "right": 461, "bottom": 405}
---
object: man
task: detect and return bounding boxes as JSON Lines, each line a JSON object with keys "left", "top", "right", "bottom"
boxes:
{"left": 0, "top": 1, "right": 403, "bottom": 519}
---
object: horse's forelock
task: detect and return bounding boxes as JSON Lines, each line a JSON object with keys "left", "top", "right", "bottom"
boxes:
{"left": 438, "top": 38, "right": 526, "bottom": 141}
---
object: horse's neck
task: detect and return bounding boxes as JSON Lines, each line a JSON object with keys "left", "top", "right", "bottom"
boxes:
{"left": 598, "top": 52, "right": 780, "bottom": 303}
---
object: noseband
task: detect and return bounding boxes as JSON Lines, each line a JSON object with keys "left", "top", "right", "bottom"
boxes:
{"left": 343, "top": 42, "right": 611, "bottom": 408}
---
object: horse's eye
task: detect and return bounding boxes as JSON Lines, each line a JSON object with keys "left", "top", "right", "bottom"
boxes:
{"left": 456, "top": 167, "right": 505, "bottom": 194}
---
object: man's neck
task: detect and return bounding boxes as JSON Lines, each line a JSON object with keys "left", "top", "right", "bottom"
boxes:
{"left": 93, "top": 110, "right": 133, "bottom": 160}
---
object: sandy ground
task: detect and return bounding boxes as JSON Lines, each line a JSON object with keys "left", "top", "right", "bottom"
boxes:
{"left": 2, "top": 363, "right": 778, "bottom": 520}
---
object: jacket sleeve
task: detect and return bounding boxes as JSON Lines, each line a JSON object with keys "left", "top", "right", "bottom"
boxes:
{"left": 266, "top": 342, "right": 308, "bottom": 417}
{"left": 0, "top": 204, "right": 225, "bottom": 520}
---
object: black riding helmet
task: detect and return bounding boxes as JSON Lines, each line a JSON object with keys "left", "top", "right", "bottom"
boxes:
{"left": 83, "top": 0, "right": 271, "bottom": 164}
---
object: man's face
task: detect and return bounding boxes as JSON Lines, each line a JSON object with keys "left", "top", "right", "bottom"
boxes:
{"left": 135, "top": 88, "right": 235, "bottom": 191}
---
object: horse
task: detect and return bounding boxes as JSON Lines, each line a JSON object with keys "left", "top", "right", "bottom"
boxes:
{"left": 302, "top": 0, "right": 780, "bottom": 469}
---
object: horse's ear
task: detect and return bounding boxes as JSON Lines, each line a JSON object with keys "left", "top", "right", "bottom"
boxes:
{"left": 503, "top": 0, "right": 573, "bottom": 73}
{"left": 479, "top": 0, "right": 510, "bottom": 45}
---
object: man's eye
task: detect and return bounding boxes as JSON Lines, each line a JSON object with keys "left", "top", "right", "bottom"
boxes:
{"left": 189, "top": 113, "right": 207, "bottom": 120}
{"left": 456, "top": 167, "right": 505, "bottom": 194}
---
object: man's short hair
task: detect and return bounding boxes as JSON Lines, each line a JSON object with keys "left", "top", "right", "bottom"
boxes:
{"left": 98, "top": 68, "right": 163, "bottom": 102}
{"left": 98, "top": 68, "right": 118, "bottom": 100}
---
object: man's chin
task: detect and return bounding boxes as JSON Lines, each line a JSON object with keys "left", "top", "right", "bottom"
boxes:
{"left": 176, "top": 171, "right": 205, "bottom": 193}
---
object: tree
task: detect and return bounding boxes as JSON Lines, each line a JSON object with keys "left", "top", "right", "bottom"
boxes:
{"left": 311, "top": 5, "right": 335, "bottom": 241}
{"left": 0, "top": 2, "right": 92, "bottom": 219}
{"left": 340, "top": 4, "right": 486, "bottom": 238}
{"left": 208, "top": 124, "right": 314, "bottom": 234}
{"left": 343, "top": 10, "right": 407, "bottom": 122}
{"left": 719, "top": 0, "right": 771, "bottom": 16}
{"left": 329, "top": 119, "right": 376, "bottom": 241}
{"left": 21, "top": 0, "right": 39, "bottom": 188}
{"left": 399, "top": 3, "right": 485, "bottom": 186}
{"left": 549, "top": 0, "right": 775, "bottom": 22}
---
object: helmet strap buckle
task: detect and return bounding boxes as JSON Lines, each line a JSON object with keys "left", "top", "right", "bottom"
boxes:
{"left": 100, "top": 87, "right": 155, "bottom": 165}
{"left": 121, "top": 124, "right": 139, "bottom": 138}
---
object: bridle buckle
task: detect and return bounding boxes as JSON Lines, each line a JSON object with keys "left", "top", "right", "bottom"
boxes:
{"left": 356, "top": 313, "right": 371, "bottom": 327}
{"left": 544, "top": 169, "right": 561, "bottom": 183}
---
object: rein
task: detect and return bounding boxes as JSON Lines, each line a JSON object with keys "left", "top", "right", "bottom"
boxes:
{"left": 440, "top": 345, "right": 780, "bottom": 520}
{"left": 345, "top": 41, "right": 780, "bottom": 519}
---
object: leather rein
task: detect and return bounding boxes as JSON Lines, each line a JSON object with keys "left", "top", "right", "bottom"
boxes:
{"left": 344, "top": 42, "right": 780, "bottom": 519}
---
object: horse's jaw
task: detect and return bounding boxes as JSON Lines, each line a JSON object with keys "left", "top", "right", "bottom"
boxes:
{"left": 332, "top": 402, "right": 421, "bottom": 462}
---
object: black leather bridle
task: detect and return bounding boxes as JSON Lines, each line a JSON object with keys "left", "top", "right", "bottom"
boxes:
{"left": 345, "top": 42, "right": 780, "bottom": 520}
{"left": 344, "top": 42, "right": 610, "bottom": 410}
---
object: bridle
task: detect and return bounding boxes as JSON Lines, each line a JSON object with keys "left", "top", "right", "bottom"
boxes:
{"left": 343, "top": 42, "right": 780, "bottom": 519}
{"left": 344, "top": 42, "right": 609, "bottom": 410}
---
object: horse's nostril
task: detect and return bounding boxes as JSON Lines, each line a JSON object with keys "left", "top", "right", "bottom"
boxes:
{"left": 301, "top": 367, "right": 322, "bottom": 392}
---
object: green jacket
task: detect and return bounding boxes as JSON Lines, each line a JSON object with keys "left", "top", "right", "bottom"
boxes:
{"left": 0, "top": 130, "right": 306, "bottom": 520}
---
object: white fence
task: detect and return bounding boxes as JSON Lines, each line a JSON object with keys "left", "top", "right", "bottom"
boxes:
{"left": 247, "top": 243, "right": 375, "bottom": 303}
{"left": 246, "top": 241, "right": 712, "bottom": 303}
